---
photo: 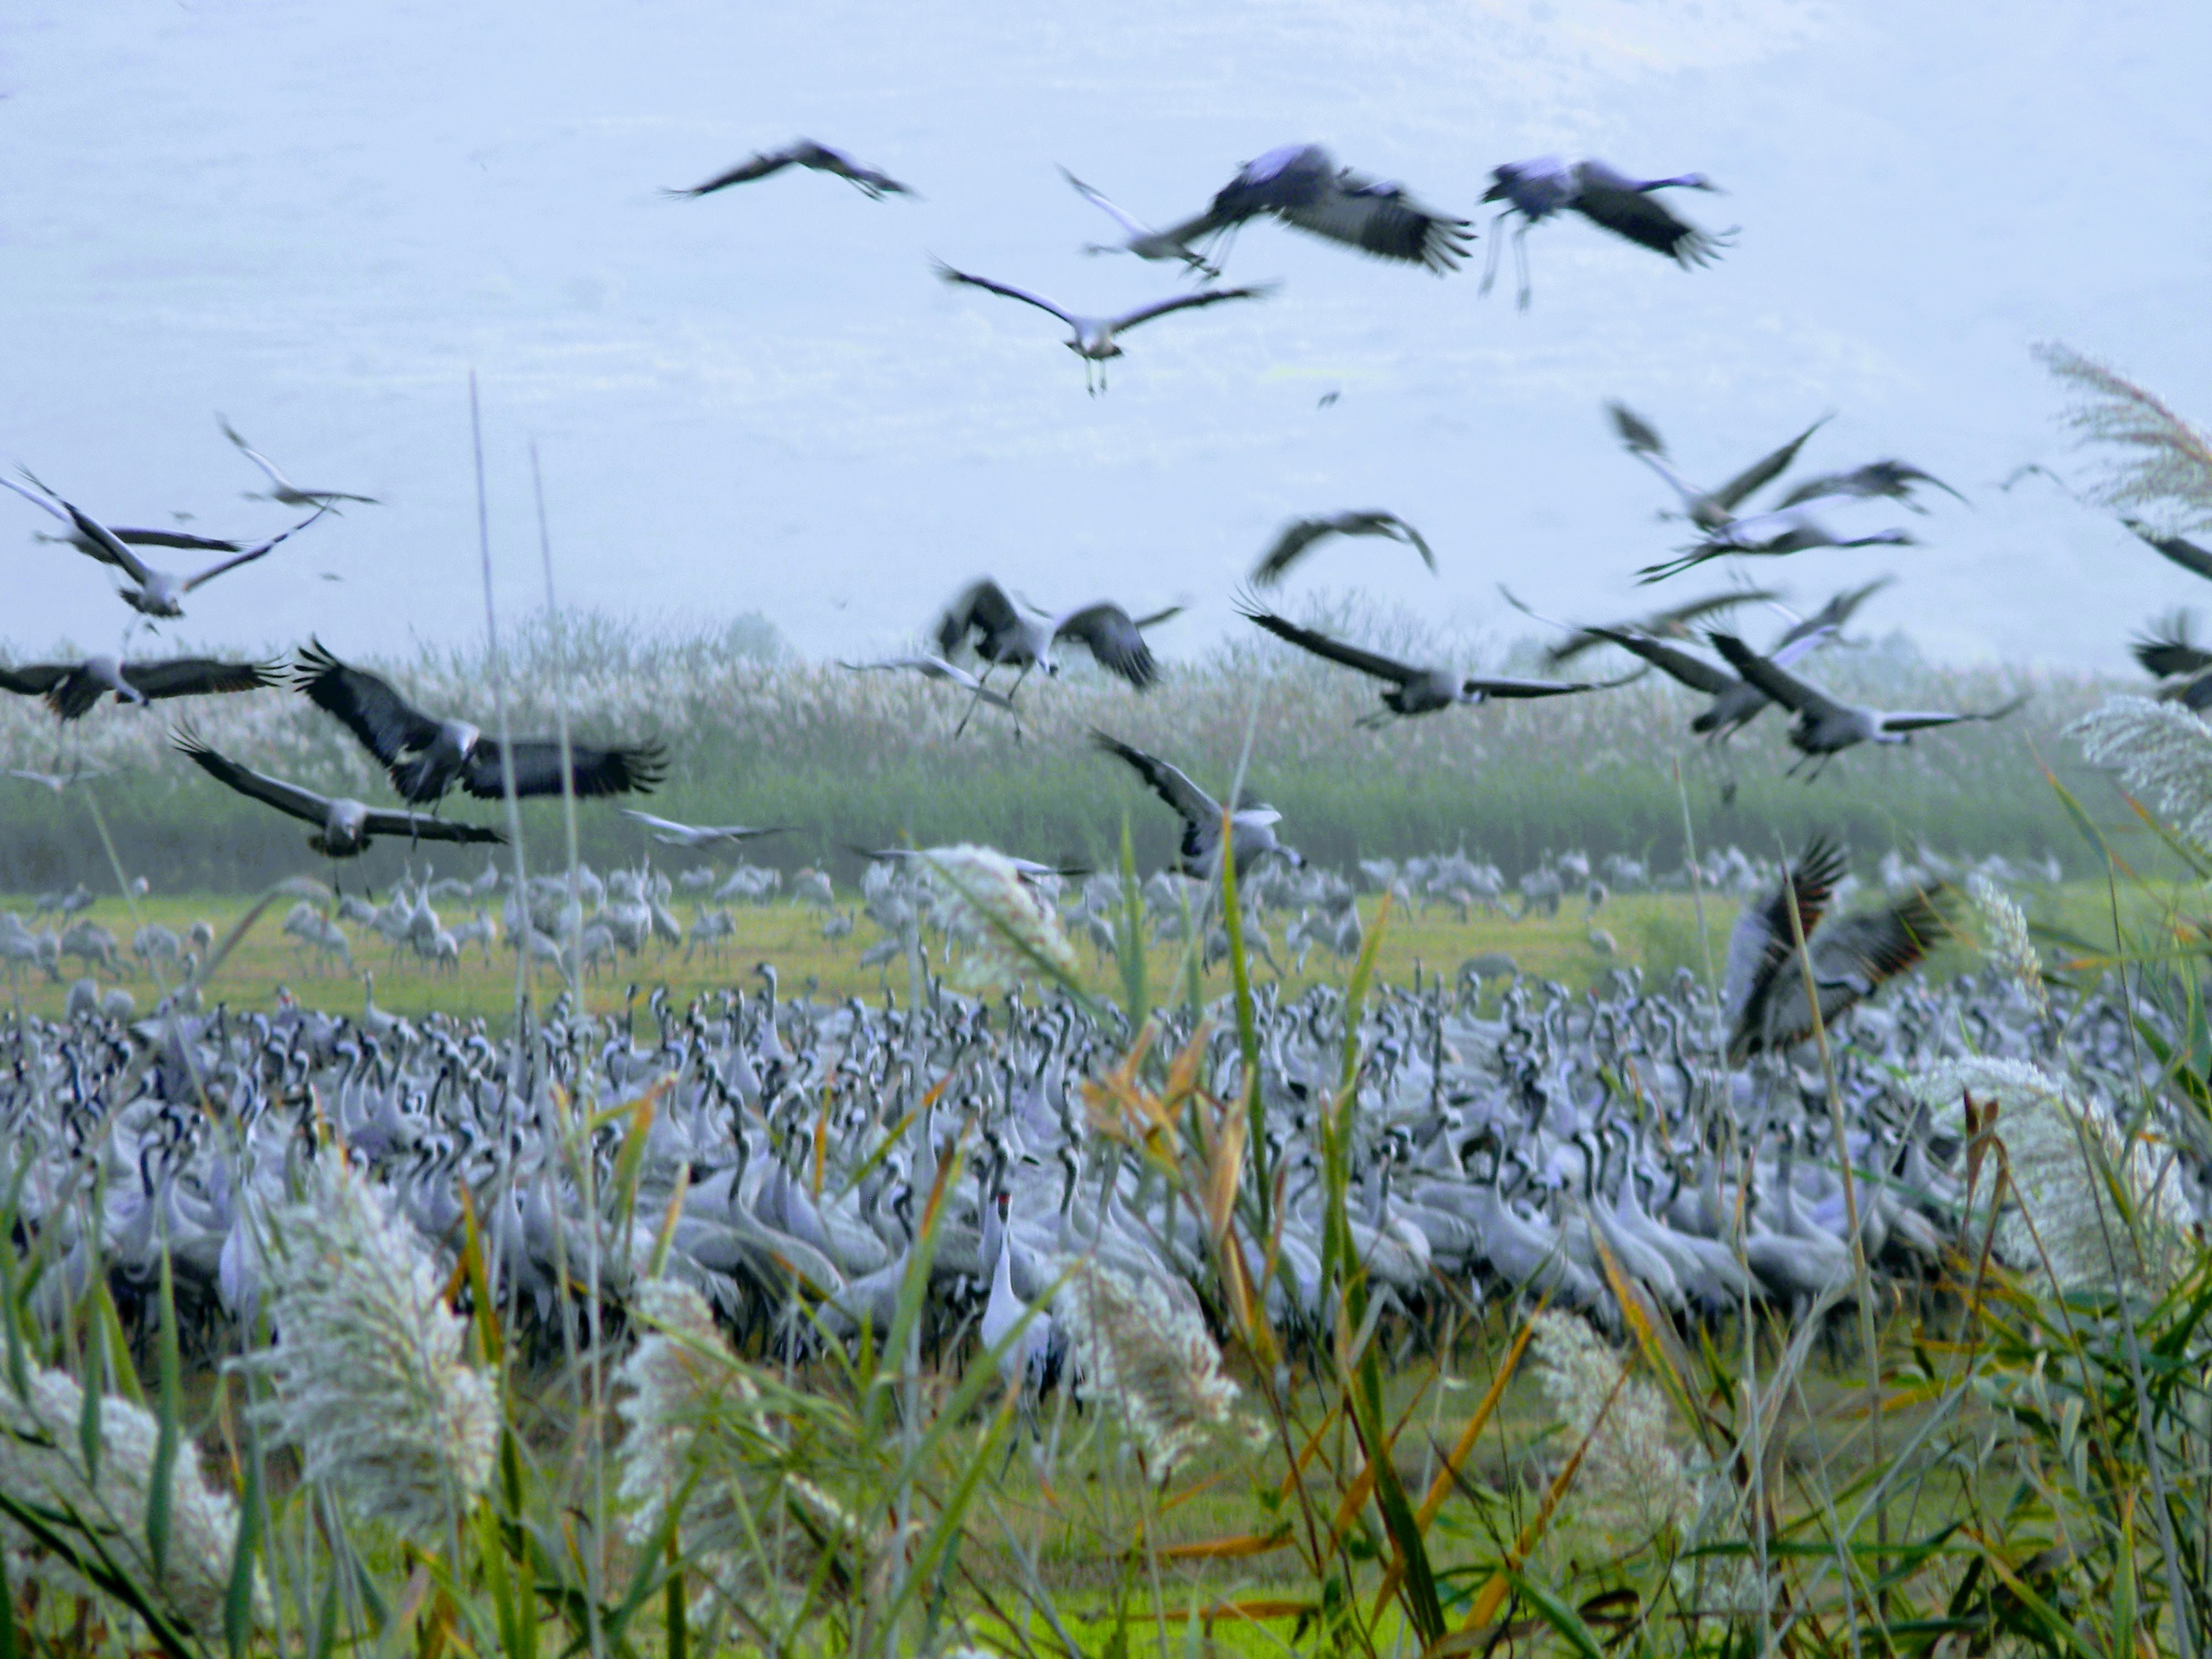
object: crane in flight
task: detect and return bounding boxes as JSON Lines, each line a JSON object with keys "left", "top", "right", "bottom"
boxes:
{"left": 1060, "top": 166, "right": 1221, "bottom": 276}
{"left": 1723, "top": 838, "right": 1951, "bottom": 1063}
{"left": 1605, "top": 401, "right": 1830, "bottom": 533}
{"left": 1123, "top": 144, "right": 1472, "bottom": 276}
{"left": 1639, "top": 495, "right": 1915, "bottom": 583}
{"left": 1090, "top": 731, "right": 1302, "bottom": 880}
{"left": 617, "top": 811, "right": 788, "bottom": 849}
{"left": 0, "top": 655, "right": 276, "bottom": 722}
{"left": 1481, "top": 158, "right": 1731, "bottom": 307}
{"left": 1710, "top": 633, "right": 2027, "bottom": 777}
{"left": 933, "top": 262, "right": 1270, "bottom": 393}
{"left": 1580, "top": 578, "right": 1890, "bottom": 742}
{"left": 1499, "top": 580, "right": 1783, "bottom": 666}
{"left": 1238, "top": 599, "right": 1636, "bottom": 725}
{"left": 173, "top": 726, "right": 504, "bottom": 863}
{"left": 665, "top": 139, "right": 914, "bottom": 201}
{"left": 292, "top": 640, "right": 665, "bottom": 806}
{"left": 838, "top": 654, "right": 1025, "bottom": 738}
{"left": 7, "top": 475, "right": 326, "bottom": 620}
{"left": 934, "top": 579, "right": 1180, "bottom": 729}
{"left": 1250, "top": 511, "right": 1436, "bottom": 586}
{"left": 219, "top": 418, "right": 380, "bottom": 507}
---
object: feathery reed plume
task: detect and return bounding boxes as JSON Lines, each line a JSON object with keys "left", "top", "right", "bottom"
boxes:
{"left": 1054, "top": 1260, "right": 1245, "bottom": 1477}
{"left": 2036, "top": 342, "right": 2212, "bottom": 525}
{"left": 241, "top": 1159, "right": 498, "bottom": 1533}
{"left": 1527, "top": 1311, "right": 1696, "bottom": 1536}
{"left": 614, "top": 1279, "right": 858, "bottom": 1598}
{"left": 2072, "top": 695, "right": 2212, "bottom": 852}
{"left": 1966, "top": 872, "right": 2044, "bottom": 1009}
{"left": 0, "top": 1365, "right": 242, "bottom": 1635}
{"left": 1911, "top": 1056, "right": 2190, "bottom": 1288}
{"left": 919, "top": 844, "right": 1078, "bottom": 993}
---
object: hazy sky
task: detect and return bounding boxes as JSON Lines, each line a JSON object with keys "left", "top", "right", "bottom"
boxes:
{"left": 4, "top": 0, "right": 2208, "bottom": 671}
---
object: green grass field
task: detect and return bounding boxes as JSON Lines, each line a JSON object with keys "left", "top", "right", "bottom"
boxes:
{"left": 4, "top": 872, "right": 2150, "bottom": 1026}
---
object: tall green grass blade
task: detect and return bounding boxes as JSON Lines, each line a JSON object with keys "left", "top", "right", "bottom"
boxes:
{"left": 89, "top": 1277, "right": 145, "bottom": 1407}
{"left": 0, "top": 1545, "right": 18, "bottom": 1659}
{"left": 1117, "top": 817, "right": 1149, "bottom": 1033}
{"left": 1504, "top": 1571, "right": 1606, "bottom": 1659}
{"left": 79, "top": 1307, "right": 105, "bottom": 1485}
{"left": 227, "top": 1429, "right": 264, "bottom": 1659}
{"left": 147, "top": 1245, "right": 182, "bottom": 1577}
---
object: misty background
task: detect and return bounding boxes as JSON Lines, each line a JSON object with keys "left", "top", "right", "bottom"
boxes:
{"left": 3, "top": 0, "right": 2208, "bottom": 676}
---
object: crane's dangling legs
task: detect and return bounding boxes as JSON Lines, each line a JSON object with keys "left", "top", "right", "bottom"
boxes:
{"left": 950, "top": 664, "right": 996, "bottom": 740}
{"left": 1478, "top": 210, "right": 1511, "bottom": 296}
{"left": 1514, "top": 223, "right": 1535, "bottom": 311}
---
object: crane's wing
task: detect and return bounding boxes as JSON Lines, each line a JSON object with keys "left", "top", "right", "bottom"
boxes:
{"left": 935, "top": 578, "right": 1023, "bottom": 656}
{"left": 1709, "top": 633, "right": 1851, "bottom": 721}
{"left": 1460, "top": 671, "right": 1633, "bottom": 700}
{"left": 1606, "top": 400, "right": 1667, "bottom": 458}
{"left": 112, "top": 528, "right": 243, "bottom": 551}
{"left": 1626, "top": 448, "right": 1713, "bottom": 519}
{"left": 1772, "top": 577, "right": 1892, "bottom": 652}
{"left": 172, "top": 727, "right": 330, "bottom": 827}
{"left": 121, "top": 657, "right": 280, "bottom": 702}
{"left": 217, "top": 415, "right": 290, "bottom": 489}
{"left": 2135, "top": 617, "right": 2212, "bottom": 680}
{"left": 361, "top": 807, "right": 507, "bottom": 844}
{"left": 17, "top": 472, "right": 158, "bottom": 583}
{"left": 1721, "top": 834, "right": 1847, "bottom": 1033}
{"left": 665, "top": 143, "right": 804, "bottom": 196}
{"left": 1238, "top": 604, "right": 1419, "bottom": 685}
{"left": 1569, "top": 163, "right": 1730, "bottom": 264}
{"left": 1776, "top": 459, "right": 1966, "bottom": 513}
{"left": 460, "top": 738, "right": 667, "bottom": 800}
{"left": 798, "top": 142, "right": 914, "bottom": 197}
{"left": 1131, "top": 604, "right": 1184, "bottom": 629}
{"left": 0, "top": 662, "right": 73, "bottom": 697}
{"left": 1275, "top": 175, "right": 1472, "bottom": 272}
{"left": 1089, "top": 729, "right": 1218, "bottom": 826}
{"left": 1766, "top": 624, "right": 1838, "bottom": 671}
{"left": 1808, "top": 887, "right": 1952, "bottom": 999}
{"left": 1646, "top": 586, "right": 1786, "bottom": 634}
{"left": 1252, "top": 510, "right": 1432, "bottom": 585}
{"left": 618, "top": 807, "right": 781, "bottom": 844}
{"left": 1055, "top": 603, "right": 1161, "bottom": 688}
{"left": 932, "top": 263, "right": 1077, "bottom": 327}
{"left": 1879, "top": 695, "right": 2028, "bottom": 733}
{"left": 1109, "top": 283, "right": 1273, "bottom": 332}
{"left": 2123, "top": 519, "right": 2212, "bottom": 583}
{"left": 1060, "top": 166, "right": 1156, "bottom": 238}
{"left": 179, "top": 505, "right": 328, "bottom": 592}
{"left": 1582, "top": 627, "right": 1734, "bottom": 695}
{"left": 293, "top": 639, "right": 444, "bottom": 764}
{"left": 1712, "top": 415, "right": 1833, "bottom": 512}
{"left": 0, "top": 474, "right": 68, "bottom": 528}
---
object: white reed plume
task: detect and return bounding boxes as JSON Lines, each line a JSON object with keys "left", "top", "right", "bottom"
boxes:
{"left": 2037, "top": 343, "right": 2212, "bottom": 526}
{"left": 2072, "top": 696, "right": 2212, "bottom": 853}
{"left": 1055, "top": 1260, "right": 1245, "bottom": 1478}
{"left": 615, "top": 1277, "right": 758, "bottom": 1555}
{"left": 1965, "top": 872, "right": 2044, "bottom": 1009}
{"left": 241, "top": 1160, "right": 498, "bottom": 1534}
{"left": 1911, "top": 1056, "right": 2190, "bottom": 1289}
{"left": 0, "top": 1365, "right": 242, "bottom": 1636}
{"left": 1527, "top": 1310, "right": 1697, "bottom": 1536}
{"left": 919, "top": 845, "right": 1078, "bottom": 994}
{"left": 614, "top": 1279, "right": 857, "bottom": 1597}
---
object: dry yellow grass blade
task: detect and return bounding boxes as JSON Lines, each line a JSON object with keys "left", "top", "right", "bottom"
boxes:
{"left": 1430, "top": 1364, "right": 1631, "bottom": 1652}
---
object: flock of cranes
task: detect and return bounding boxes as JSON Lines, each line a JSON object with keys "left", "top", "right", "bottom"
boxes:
{"left": 3, "top": 126, "right": 2205, "bottom": 1403}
